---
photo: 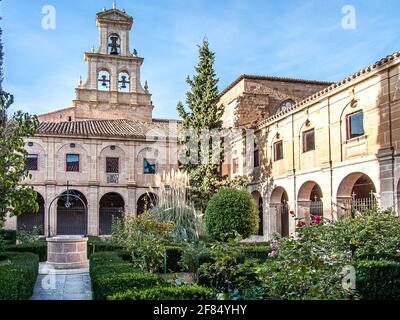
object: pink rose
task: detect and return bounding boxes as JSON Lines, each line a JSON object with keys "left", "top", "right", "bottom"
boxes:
{"left": 312, "top": 215, "right": 322, "bottom": 224}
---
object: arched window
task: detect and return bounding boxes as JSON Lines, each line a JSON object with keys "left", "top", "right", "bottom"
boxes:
{"left": 118, "top": 72, "right": 130, "bottom": 92}
{"left": 108, "top": 34, "right": 121, "bottom": 55}
{"left": 276, "top": 100, "right": 294, "bottom": 114}
{"left": 98, "top": 70, "right": 111, "bottom": 91}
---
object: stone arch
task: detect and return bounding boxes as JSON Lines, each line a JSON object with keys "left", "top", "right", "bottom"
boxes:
{"left": 297, "top": 181, "right": 323, "bottom": 218}
{"left": 137, "top": 147, "right": 159, "bottom": 175}
{"left": 118, "top": 71, "right": 130, "bottom": 92}
{"left": 270, "top": 187, "right": 289, "bottom": 237}
{"left": 56, "top": 143, "right": 89, "bottom": 182}
{"left": 251, "top": 191, "right": 263, "bottom": 236}
{"left": 270, "top": 186, "right": 288, "bottom": 204}
{"left": 17, "top": 192, "right": 45, "bottom": 234}
{"left": 108, "top": 33, "right": 121, "bottom": 55}
{"left": 276, "top": 99, "right": 295, "bottom": 114}
{"left": 137, "top": 192, "right": 158, "bottom": 215}
{"left": 97, "top": 69, "right": 111, "bottom": 90}
{"left": 25, "top": 141, "right": 46, "bottom": 172}
{"left": 57, "top": 190, "right": 88, "bottom": 235}
{"left": 336, "top": 172, "right": 377, "bottom": 218}
{"left": 99, "top": 192, "right": 125, "bottom": 235}
{"left": 99, "top": 145, "right": 126, "bottom": 184}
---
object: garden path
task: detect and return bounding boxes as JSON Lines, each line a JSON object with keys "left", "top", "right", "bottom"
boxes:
{"left": 30, "top": 263, "right": 92, "bottom": 300}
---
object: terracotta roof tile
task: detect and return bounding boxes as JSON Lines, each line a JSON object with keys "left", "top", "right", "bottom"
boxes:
{"left": 37, "top": 119, "right": 176, "bottom": 139}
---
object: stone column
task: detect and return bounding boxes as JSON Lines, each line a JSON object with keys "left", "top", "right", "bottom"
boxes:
{"left": 88, "top": 183, "right": 99, "bottom": 236}
{"left": 378, "top": 148, "right": 396, "bottom": 210}
{"left": 45, "top": 183, "right": 57, "bottom": 237}
{"left": 4, "top": 213, "right": 16, "bottom": 231}
{"left": 127, "top": 184, "right": 137, "bottom": 217}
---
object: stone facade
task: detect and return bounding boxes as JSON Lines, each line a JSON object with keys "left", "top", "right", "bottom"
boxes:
{"left": 218, "top": 75, "right": 331, "bottom": 129}
{"left": 221, "top": 51, "right": 400, "bottom": 241}
{"left": 4, "top": 7, "right": 179, "bottom": 236}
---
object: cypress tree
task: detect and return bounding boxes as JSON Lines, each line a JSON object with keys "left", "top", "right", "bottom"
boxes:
{"left": 177, "top": 38, "right": 224, "bottom": 211}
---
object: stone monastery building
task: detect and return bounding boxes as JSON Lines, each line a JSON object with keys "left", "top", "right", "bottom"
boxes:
{"left": 5, "top": 5, "right": 400, "bottom": 240}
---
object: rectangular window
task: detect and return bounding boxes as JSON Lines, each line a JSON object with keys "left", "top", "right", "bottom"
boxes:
{"left": 144, "top": 159, "right": 156, "bottom": 174}
{"left": 302, "top": 129, "right": 315, "bottom": 153}
{"left": 274, "top": 141, "right": 283, "bottom": 161}
{"left": 106, "top": 157, "right": 119, "bottom": 173}
{"left": 254, "top": 149, "right": 260, "bottom": 168}
{"left": 232, "top": 158, "right": 239, "bottom": 174}
{"left": 26, "top": 154, "right": 38, "bottom": 171}
{"left": 347, "top": 111, "right": 364, "bottom": 139}
{"left": 66, "top": 154, "right": 80, "bottom": 172}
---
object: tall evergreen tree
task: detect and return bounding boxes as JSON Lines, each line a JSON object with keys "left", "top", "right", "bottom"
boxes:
{"left": 177, "top": 39, "right": 224, "bottom": 211}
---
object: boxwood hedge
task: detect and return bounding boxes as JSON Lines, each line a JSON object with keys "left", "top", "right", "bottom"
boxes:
{"left": 356, "top": 259, "right": 400, "bottom": 300}
{"left": 0, "top": 252, "right": 39, "bottom": 300}
{"left": 90, "top": 251, "right": 165, "bottom": 300}
{"left": 108, "top": 285, "right": 213, "bottom": 300}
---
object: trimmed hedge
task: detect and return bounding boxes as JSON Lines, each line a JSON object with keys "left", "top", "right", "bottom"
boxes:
{"left": 0, "top": 230, "right": 16, "bottom": 245}
{"left": 93, "top": 272, "right": 164, "bottom": 300}
{"left": 6, "top": 241, "right": 47, "bottom": 262}
{"left": 4, "top": 237, "right": 125, "bottom": 263}
{"left": 239, "top": 245, "right": 271, "bottom": 262}
{"left": 90, "top": 251, "right": 165, "bottom": 300}
{"left": 164, "top": 245, "right": 184, "bottom": 272}
{"left": 0, "top": 252, "right": 39, "bottom": 300}
{"left": 205, "top": 188, "right": 259, "bottom": 241}
{"left": 356, "top": 259, "right": 400, "bottom": 300}
{"left": 109, "top": 285, "right": 213, "bottom": 300}
{"left": 87, "top": 237, "right": 124, "bottom": 256}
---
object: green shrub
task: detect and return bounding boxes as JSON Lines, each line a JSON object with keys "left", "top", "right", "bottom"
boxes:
{"left": 87, "top": 237, "right": 123, "bottom": 256}
{"left": 356, "top": 259, "right": 400, "bottom": 300}
{"left": 321, "top": 208, "right": 400, "bottom": 261}
{"left": 205, "top": 188, "right": 258, "bottom": 241}
{"left": 6, "top": 241, "right": 47, "bottom": 262}
{"left": 89, "top": 251, "right": 125, "bottom": 268}
{"left": 109, "top": 285, "right": 213, "bottom": 300}
{"left": 16, "top": 226, "right": 43, "bottom": 244}
{"left": 93, "top": 272, "right": 164, "bottom": 300}
{"left": 196, "top": 239, "right": 261, "bottom": 298}
{"left": 90, "top": 251, "right": 165, "bottom": 300}
{"left": 111, "top": 212, "right": 174, "bottom": 272}
{"left": 239, "top": 245, "right": 271, "bottom": 263}
{"left": 0, "top": 230, "right": 16, "bottom": 245}
{"left": 257, "top": 225, "right": 357, "bottom": 300}
{"left": 164, "top": 245, "right": 184, "bottom": 272}
{"left": 0, "top": 252, "right": 39, "bottom": 300}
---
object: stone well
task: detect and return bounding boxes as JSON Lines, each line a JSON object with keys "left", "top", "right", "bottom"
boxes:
{"left": 46, "top": 236, "right": 89, "bottom": 269}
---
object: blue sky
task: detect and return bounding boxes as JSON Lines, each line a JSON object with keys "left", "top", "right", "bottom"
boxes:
{"left": 1, "top": 0, "right": 399, "bottom": 119}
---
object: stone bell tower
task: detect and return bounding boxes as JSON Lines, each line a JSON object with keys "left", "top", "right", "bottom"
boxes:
{"left": 73, "top": 3, "right": 153, "bottom": 122}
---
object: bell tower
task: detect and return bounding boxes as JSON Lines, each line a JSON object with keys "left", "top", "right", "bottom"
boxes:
{"left": 73, "top": 4, "right": 153, "bottom": 122}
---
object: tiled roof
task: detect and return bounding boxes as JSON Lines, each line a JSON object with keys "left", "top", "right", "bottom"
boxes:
{"left": 219, "top": 74, "right": 333, "bottom": 98}
{"left": 37, "top": 119, "right": 177, "bottom": 139}
{"left": 256, "top": 50, "right": 400, "bottom": 129}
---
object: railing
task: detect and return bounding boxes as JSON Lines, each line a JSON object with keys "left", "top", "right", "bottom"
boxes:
{"left": 336, "top": 195, "right": 377, "bottom": 219}
{"left": 17, "top": 207, "right": 45, "bottom": 234}
{"left": 57, "top": 207, "right": 87, "bottom": 235}
{"left": 99, "top": 207, "right": 124, "bottom": 235}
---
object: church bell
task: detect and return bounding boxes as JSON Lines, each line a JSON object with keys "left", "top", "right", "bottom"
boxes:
{"left": 109, "top": 36, "right": 120, "bottom": 55}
